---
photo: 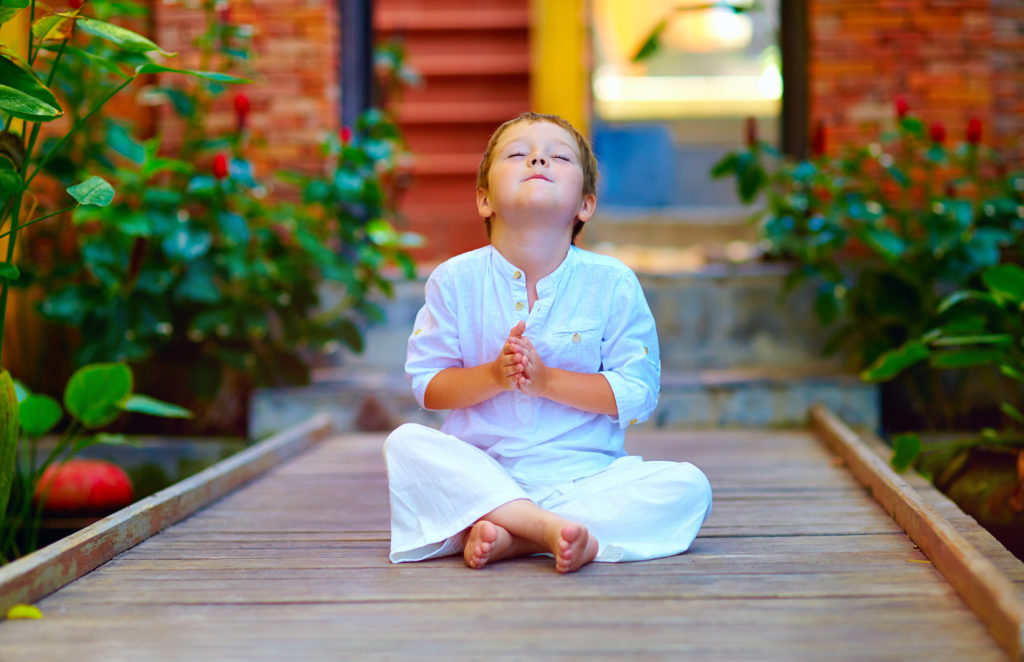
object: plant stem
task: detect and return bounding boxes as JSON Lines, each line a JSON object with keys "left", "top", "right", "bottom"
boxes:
{"left": 26, "top": 77, "right": 136, "bottom": 188}
{"left": 0, "top": 188, "right": 25, "bottom": 361}
{"left": 0, "top": 204, "right": 77, "bottom": 240}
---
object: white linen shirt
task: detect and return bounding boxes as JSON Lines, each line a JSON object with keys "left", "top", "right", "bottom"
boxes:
{"left": 405, "top": 245, "right": 661, "bottom": 485}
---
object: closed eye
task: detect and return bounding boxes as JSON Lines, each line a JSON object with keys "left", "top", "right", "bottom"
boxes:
{"left": 507, "top": 152, "right": 526, "bottom": 158}
{"left": 553, "top": 154, "right": 572, "bottom": 162}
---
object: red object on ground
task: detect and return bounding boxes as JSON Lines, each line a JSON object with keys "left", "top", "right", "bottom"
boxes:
{"left": 34, "top": 459, "right": 134, "bottom": 515}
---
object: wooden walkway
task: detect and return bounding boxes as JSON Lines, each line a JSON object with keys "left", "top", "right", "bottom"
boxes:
{"left": 0, "top": 427, "right": 1014, "bottom": 660}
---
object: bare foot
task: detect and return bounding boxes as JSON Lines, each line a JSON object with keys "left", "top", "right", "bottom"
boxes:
{"left": 551, "top": 522, "right": 599, "bottom": 573}
{"left": 463, "top": 520, "right": 511, "bottom": 569}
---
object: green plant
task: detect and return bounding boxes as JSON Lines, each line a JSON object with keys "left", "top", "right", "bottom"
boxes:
{"left": 865, "top": 263, "right": 1024, "bottom": 469}
{"left": 0, "top": 0, "right": 242, "bottom": 560}
{"left": 19, "top": 4, "right": 418, "bottom": 433}
{"left": 1, "top": 362, "right": 190, "bottom": 561}
{"left": 712, "top": 102, "right": 1024, "bottom": 428}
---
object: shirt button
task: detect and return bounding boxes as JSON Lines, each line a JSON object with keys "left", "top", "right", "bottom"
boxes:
{"left": 572, "top": 333, "right": 581, "bottom": 343}
{"left": 513, "top": 270, "right": 522, "bottom": 280}
{"left": 629, "top": 419, "right": 638, "bottom": 425}
{"left": 643, "top": 346, "right": 649, "bottom": 354}
{"left": 515, "top": 302, "right": 524, "bottom": 311}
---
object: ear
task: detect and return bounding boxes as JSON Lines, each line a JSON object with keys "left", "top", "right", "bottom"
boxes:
{"left": 575, "top": 193, "right": 596, "bottom": 224}
{"left": 476, "top": 187, "right": 494, "bottom": 219}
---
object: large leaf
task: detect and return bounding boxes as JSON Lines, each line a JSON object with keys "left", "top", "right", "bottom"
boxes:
{"left": 982, "top": 263, "right": 1024, "bottom": 304}
{"left": 135, "top": 62, "right": 250, "bottom": 83}
{"left": 931, "top": 333, "right": 1013, "bottom": 347}
{"left": 860, "top": 340, "right": 930, "bottom": 382}
{"left": 32, "top": 12, "right": 76, "bottom": 42}
{"left": 0, "top": 154, "right": 20, "bottom": 200}
{"left": 19, "top": 393, "right": 62, "bottom": 437}
{"left": 64, "top": 362, "right": 132, "bottom": 429}
{"left": 67, "top": 176, "right": 115, "bottom": 207}
{"left": 861, "top": 228, "right": 905, "bottom": 262}
{"left": 0, "top": 263, "right": 19, "bottom": 281}
{"left": 0, "top": 0, "right": 29, "bottom": 26}
{"left": 75, "top": 17, "right": 175, "bottom": 55}
{"left": 890, "top": 433, "right": 921, "bottom": 473}
{"left": 0, "top": 51, "right": 63, "bottom": 121}
{"left": 120, "top": 394, "right": 192, "bottom": 419}
{"left": 929, "top": 348, "right": 1001, "bottom": 369}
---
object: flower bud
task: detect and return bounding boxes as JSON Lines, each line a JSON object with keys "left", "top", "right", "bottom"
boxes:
{"left": 966, "top": 117, "right": 982, "bottom": 144}
{"left": 340, "top": 125, "right": 353, "bottom": 144}
{"left": 744, "top": 117, "right": 758, "bottom": 148}
{"left": 810, "top": 121, "right": 827, "bottom": 157}
{"left": 895, "top": 96, "right": 909, "bottom": 119}
{"left": 213, "top": 153, "right": 229, "bottom": 179}
{"left": 929, "top": 123, "right": 946, "bottom": 144}
{"left": 233, "top": 92, "right": 250, "bottom": 130}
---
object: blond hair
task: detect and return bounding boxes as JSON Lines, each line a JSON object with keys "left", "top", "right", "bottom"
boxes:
{"left": 477, "top": 112, "right": 598, "bottom": 242}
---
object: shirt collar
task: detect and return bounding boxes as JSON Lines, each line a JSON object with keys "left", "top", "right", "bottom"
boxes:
{"left": 488, "top": 244, "right": 577, "bottom": 293}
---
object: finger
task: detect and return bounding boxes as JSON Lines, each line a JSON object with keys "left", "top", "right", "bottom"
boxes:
{"left": 509, "top": 321, "right": 526, "bottom": 338}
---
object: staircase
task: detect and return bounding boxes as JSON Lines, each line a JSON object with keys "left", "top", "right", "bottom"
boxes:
{"left": 249, "top": 255, "right": 878, "bottom": 439}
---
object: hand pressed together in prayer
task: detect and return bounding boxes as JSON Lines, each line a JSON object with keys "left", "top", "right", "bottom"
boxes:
{"left": 496, "top": 321, "right": 549, "bottom": 397}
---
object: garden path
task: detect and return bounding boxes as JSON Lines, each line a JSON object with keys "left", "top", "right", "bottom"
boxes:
{"left": 0, "top": 428, "right": 1011, "bottom": 660}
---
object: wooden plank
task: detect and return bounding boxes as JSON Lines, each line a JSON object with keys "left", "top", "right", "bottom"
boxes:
{"left": 811, "top": 404, "right": 1024, "bottom": 661}
{"left": 0, "top": 414, "right": 332, "bottom": 616}
{"left": 0, "top": 428, "right": 1011, "bottom": 661}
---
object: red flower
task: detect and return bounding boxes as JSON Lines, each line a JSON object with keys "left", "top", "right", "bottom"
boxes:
{"left": 233, "top": 92, "right": 250, "bottom": 130}
{"left": 68, "top": 0, "right": 82, "bottom": 8}
{"left": 217, "top": 3, "right": 232, "bottom": 23}
{"left": 966, "top": 117, "right": 982, "bottom": 144}
{"left": 213, "top": 152, "right": 229, "bottom": 179}
{"left": 895, "top": 96, "right": 909, "bottom": 119}
{"left": 340, "top": 125, "right": 353, "bottom": 144}
{"left": 929, "top": 122, "right": 946, "bottom": 144}
{"left": 744, "top": 117, "right": 758, "bottom": 148}
{"left": 810, "top": 120, "right": 827, "bottom": 157}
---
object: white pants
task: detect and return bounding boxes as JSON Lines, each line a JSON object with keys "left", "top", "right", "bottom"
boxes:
{"left": 384, "top": 423, "right": 713, "bottom": 563}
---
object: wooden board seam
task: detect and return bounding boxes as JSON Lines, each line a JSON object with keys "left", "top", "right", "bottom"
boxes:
{"left": 0, "top": 413, "right": 333, "bottom": 616}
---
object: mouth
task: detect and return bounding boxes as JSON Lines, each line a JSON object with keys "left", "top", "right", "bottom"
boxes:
{"left": 524, "top": 175, "right": 551, "bottom": 182}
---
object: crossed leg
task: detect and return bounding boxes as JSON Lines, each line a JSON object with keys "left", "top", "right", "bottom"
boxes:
{"left": 463, "top": 499, "right": 599, "bottom": 573}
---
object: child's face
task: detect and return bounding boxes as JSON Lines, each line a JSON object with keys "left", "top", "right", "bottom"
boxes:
{"left": 477, "top": 121, "right": 595, "bottom": 232}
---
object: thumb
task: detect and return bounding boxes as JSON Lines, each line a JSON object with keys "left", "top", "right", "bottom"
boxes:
{"left": 509, "top": 321, "right": 526, "bottom": 338}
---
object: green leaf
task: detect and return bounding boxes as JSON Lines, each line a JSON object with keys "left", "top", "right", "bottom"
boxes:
{"left": 931, "top": 334, "right": 1013, "bottom": 347}
{"left": 0, "top": 262, "right": 19, "bottom": 281}
{"left": 937, "top": 289, "right": 1000, "bottom": 314}
{"left": 64, "top": 362, "right": 133, "bottom": 429}
{"left": 70, "top": 432, "right": 137, "bottom": 457}
{"left": 134, "top": 62, "right": 250, "bottom": 83}
{"left": 1001, "top": 402, "right": 1024, "bottom": 425}
{"left": 67, "top": 176, "right": 115, "bottom": 207}
{"left": 890, "top": 433, "right": 921, "bottom": 473}
{"left": 19, "top": 393, "right": 62, "bottom": 437}
{"left": 814, "top": 285, "right": 840, "bottom": 327}
{"left": 32, "top": 12, "right": 75, "bottom": 42}
{"left": 861, "top": 340, "right": 930, "bottom": 382}
{"left": 0, "top": 83, "right": 62, "bottom": 122}
{"left": 1001, "top": 363, "right": 1024, "bottom": 382}
{"left": 75, "top": 17, "right": 175, "bottom": 55}
{"left": 39, "top": 42, "right": 130, "bottom": 80}
{"left": 0, "top": 0, "right": 29, "bottom": 25}
{"left": 119, "top": 394, "right": 192, "bottom": 419}
{"left": 861, "top": 228, "right": 905, "bottom": 262}
{"left": 0, "top": 50, "right": 63, "bottom": 121}
{"left": 929, "top": 348, "right": 1001, "bottom": 369}
{"left": 982, "top": 263, "right": 1024, "bottom": 304}
{"left": 710, "top": 152, "right": 739, "bottom": 179}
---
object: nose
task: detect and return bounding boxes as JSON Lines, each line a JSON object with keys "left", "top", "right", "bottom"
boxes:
{"left": 530, "top": 153, "right": 547, "bottom": 166}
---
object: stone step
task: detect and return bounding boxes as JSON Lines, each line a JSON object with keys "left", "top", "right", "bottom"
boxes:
{"left": 248, "top": 368, "right": 877, "bottom": 440}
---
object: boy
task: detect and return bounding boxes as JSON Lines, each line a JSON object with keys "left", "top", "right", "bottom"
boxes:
{"left": 384, "top": 112, "right": 712, "bottom": 573}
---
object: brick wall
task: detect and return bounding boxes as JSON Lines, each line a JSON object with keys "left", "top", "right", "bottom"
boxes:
{"left": 809, "top": 0, "right": 1020, "bottom": 161}
{"left": 154, "top": 0, "right": 339, "bottom": 180}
